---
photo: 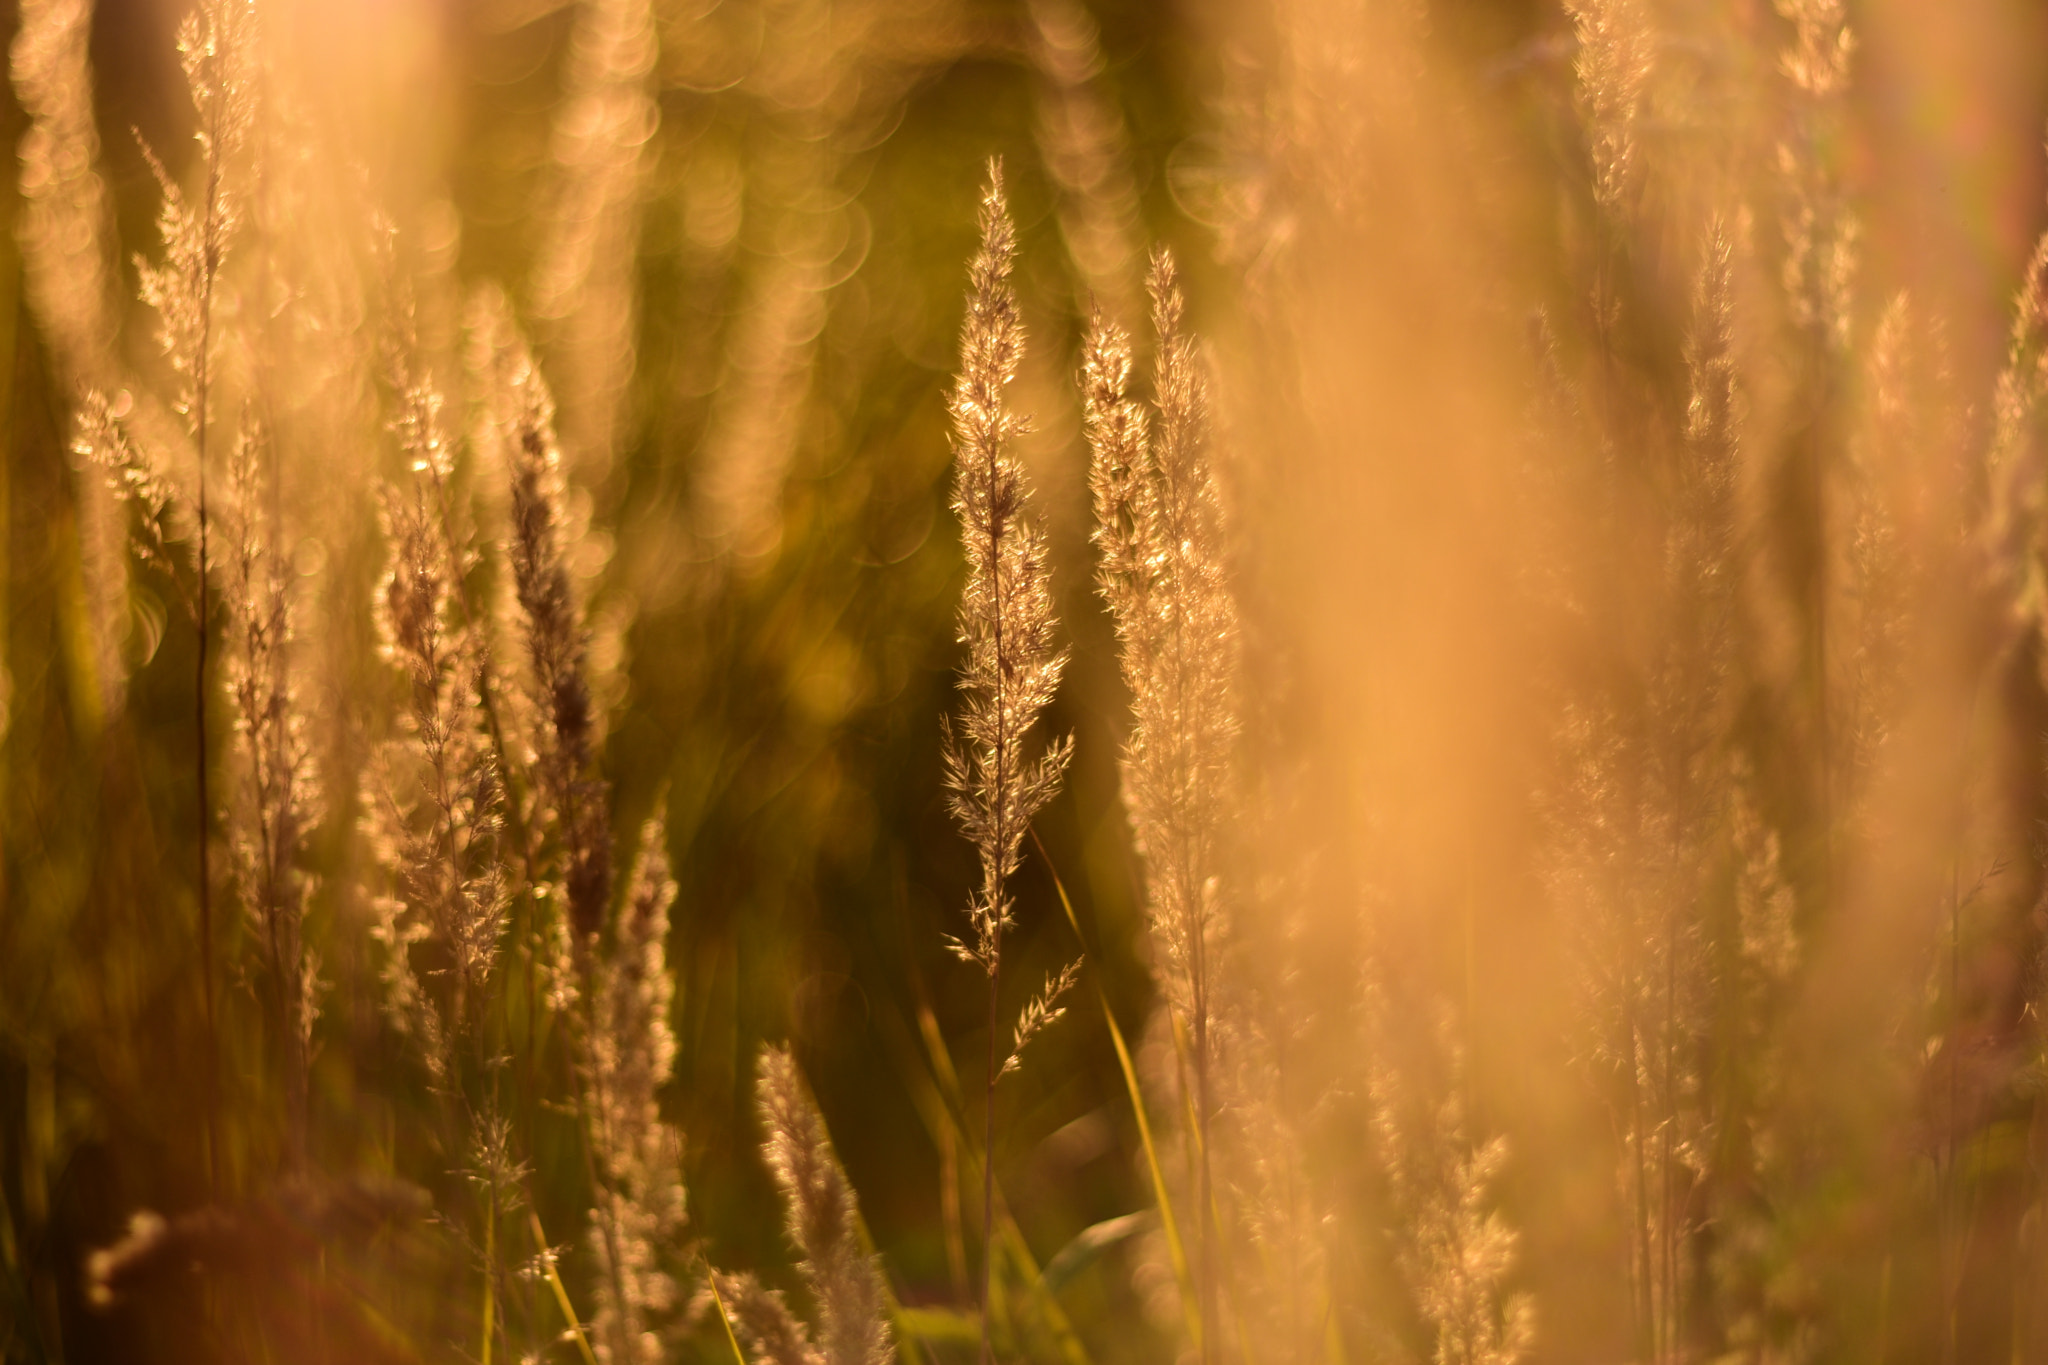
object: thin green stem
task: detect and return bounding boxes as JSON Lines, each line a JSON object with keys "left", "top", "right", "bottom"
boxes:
{"left": 705, "top": 1268, "right": 749, "bottom": 1365}
{"left": 980, "top": 423, "right": 1006, "bottom": 1365}
{"left": 481, "top": 1179, "right": 497, "bottom": 1365}
{"left": 530, "top": 1209, "right": 599, "bottom": 1365}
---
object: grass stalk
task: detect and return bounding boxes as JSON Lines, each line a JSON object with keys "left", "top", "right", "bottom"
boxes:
{"left": 942, "top": 156, "right": 1072, "bottom": 1365}
{"left": 705, "top": 1265, "right": 750, "bottom": 1365}
{"left": 528, "top": 1210, "right": 599, "bottom": 1365}
{"left": 480, "top": 1181, "right": 496, "bottom": 1365}
{"left": 982, "top": 918, "right": 1001, "bottom": 1365}
{"left": 1030, "top": 828, "right": 1199, "bottom": 1348}
{"left": 907, "top": 997, "right": 1093, "bottom": 1365}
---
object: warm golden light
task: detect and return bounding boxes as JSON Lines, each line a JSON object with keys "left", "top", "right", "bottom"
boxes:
{"left": 5, "top": 2, "right": 2048, "bottom": 1363}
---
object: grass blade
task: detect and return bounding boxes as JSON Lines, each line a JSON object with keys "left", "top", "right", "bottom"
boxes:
{"left": 1031, "top": 829, "right": 1202, "bottom": 1353}
{"left": 1039, "top": 1211, "right": 1152, "bottom": 1297}
{"left": 527, "top": 1210, "right": 599, "bottom": 1365}
{"left": 704, "top": 1265, "right": 750, "bottom": 1365}
{"left": 901, "top": 993, "right": 1094, "bottom": 1365}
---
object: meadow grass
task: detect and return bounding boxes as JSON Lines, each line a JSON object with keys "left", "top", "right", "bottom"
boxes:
{"left": 6, "top": 3, "right": 2048, "bottom": 1365}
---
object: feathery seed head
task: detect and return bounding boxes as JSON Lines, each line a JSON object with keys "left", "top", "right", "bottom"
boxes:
{"left": 374, "top": 481, "right": 447, "bottom": 683}
{"left": 1987, "top": 231, "right": 2048, "bottom": 594}
{"left": 1676, "top": 219, "right": 1740, "bottom": 642}
{"left": 78, "top": 391, "right": 184, "bottom": 600}
{"left": 1084, "top": 312, "right": 1153, "bottom": 594}
{"left": 224, "top": 413, "right": 321, "bottom": 980}
{"left": 1683, "top": 223, "right": 1738, "bottom": 459}
{"left": 587, "top": 821, "right": 690, "bottom": 1364}
{"left": 944, "top": 158, "right": 1072, "bottom": 974}
{"left": 1003, "top": 957, "right": 1081, "bottom": 1077}
{"left": 588, "top": 814, "right": 683, "bottom": 1198}
{"left": 1732, "top": 772, "right": 1797, "bottom": 990}
{"left": 136, "top": 0, "right": 259, "bottom": 432}
{"left": 1082, "top": 249, "right": 1239, "bottom": 1006}
{"left": 1371, "top": 1019, "right": 1534, "bottom": 1365}
{"left": 478, "top": 297, "right": 615, "bottom": 941}
{"left": 365, "top": 425, "right": 510, "bottom": 1049}
{"left": 1774, "top": 0, "right": 1858, "bottom": 353}
{"left": 756, "top": 1046, "right": 891, "bottom": 1365}
{"left": 1563, "top": 0, "right": 1652, "bottom": 222}
{"left": 716, "top": 1271, "right": 826, "bottom": 1365}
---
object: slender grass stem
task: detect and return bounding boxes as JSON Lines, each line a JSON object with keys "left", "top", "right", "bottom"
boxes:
{"left": 480, "top": 1179, "right": 496, "bottom": 1365}
{"left": 530, "top": 1209, "right": 599, "bottom": 1365}
{"left": 193, "top": 86, "right": 223, "bottom": 1202}
{"left": 705, "top": 1266, "right": 750, "bottom": 1365}
{"left": 1030, "top": 827, "right": 1200, "bottom": 1349}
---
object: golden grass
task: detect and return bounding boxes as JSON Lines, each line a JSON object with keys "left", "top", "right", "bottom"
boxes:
{"left": 7, "top": 3, "right": 2048, "bottom": 1365}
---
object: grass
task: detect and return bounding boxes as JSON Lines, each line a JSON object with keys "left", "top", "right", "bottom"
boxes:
{"left": 7, "top": 2, "right": 2048, "bottom": 1365}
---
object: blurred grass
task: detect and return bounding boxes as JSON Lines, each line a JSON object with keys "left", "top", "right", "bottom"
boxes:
{"left": 8, "top": 1, "right": 2048, "bottom": 1363}
{"left": 0, "top": 1, "right": 1205, "bottom": 1360}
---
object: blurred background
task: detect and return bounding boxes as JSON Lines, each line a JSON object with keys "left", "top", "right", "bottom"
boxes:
{"left": 5, "top": 0, "right": 2048, "bottom": 1362}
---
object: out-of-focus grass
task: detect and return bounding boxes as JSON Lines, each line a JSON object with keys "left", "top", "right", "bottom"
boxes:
{"left": 8, "top": 2, "right": 2048, "bottom": 1364}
